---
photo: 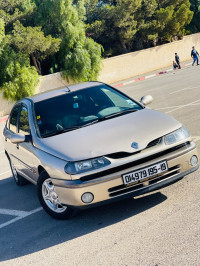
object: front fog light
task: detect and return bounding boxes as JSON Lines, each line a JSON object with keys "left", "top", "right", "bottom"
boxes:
{"left": 81, "top": 192, "right": 94, "bottom": 204}
{"left": 190, "top": 155, "right": 198, "bottom": 166}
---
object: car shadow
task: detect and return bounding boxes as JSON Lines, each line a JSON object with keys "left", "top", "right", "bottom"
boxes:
{"left": 0, "top": 176, "right": 167, "bottom": 262}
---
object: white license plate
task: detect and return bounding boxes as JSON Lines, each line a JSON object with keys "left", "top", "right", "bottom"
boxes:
{"left": 122, "top": 161, "right": 168, "bottom": 185}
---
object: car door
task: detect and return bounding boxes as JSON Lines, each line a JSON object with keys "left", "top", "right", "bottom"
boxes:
{"left": 15, "top": 104, "right": 36, "bottom": 182}
{"left": 4, "top": 104, "right": 21, "bottom": 169}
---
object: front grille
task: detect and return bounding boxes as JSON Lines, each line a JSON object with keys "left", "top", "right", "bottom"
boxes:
{"left": 108, "top": 165, "right": 181, "bottom": 197}
{"left": 106, "top": 137, "right": 162, "bottom": 159}
{"left": 106, "top": 151, "right": 140, "bottom": 159}
{"left": 146, "top": 137, "right": 162, "bottom": 148}
{"left": 80, "top": 142, "right": 190, "bottom": 182}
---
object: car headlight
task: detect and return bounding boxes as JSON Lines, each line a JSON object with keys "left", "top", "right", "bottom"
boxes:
{"left": 64, "top": 157, "right": 111, "bottom": 174}
{"left": 164, "top": 127, "right": 190, "bottom": 145}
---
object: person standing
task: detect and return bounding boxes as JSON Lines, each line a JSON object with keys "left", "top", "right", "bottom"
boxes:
{"left": 175, "top": 53, "right": 181, "bottom": 69}
{"left": 191, "top": 46, "right": 199, "bottom": 66}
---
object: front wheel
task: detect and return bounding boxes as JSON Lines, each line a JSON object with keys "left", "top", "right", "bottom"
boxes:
{"left": 37, "top": 171, "right": 74, "bottom": 219}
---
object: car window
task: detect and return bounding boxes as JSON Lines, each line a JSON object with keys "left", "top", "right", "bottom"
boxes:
{"left": 19, "top": 106, "right": 30, "bottom": 135}
{"left": 102, "top": 88, "right": 139, "bottom": 109}
{"left": 9, "top": 105, "right": 20, "bottom": 133}
{"left": 34, "top": 84, "right": 143, "bottom": 138}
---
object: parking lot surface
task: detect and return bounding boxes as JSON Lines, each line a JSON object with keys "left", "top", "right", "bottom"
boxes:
{"left": 0, "top": 63, "right": 200, "bottom": 265}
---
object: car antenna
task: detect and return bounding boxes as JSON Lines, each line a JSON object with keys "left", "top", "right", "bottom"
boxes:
{"left": 55, "top": 75, "right": 71, "bottom": 92}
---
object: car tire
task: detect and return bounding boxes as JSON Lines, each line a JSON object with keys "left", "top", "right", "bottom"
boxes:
{"left": 37, "top": 171, "right": 74, "bottom": 220}
{"left": 8, "top": 156, "right": 29, "bottom": 186}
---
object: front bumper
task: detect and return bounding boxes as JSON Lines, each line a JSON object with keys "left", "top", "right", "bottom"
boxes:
{"left": 53, "top": 142, "right": 199, "bottom": 209}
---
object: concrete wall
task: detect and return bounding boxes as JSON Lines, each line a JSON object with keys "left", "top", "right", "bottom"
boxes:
{"left": 98, "top": 33, "right": 200, "bottom": 83}
{"left": 1, "top": 33, "right": 200, "bottom": 116}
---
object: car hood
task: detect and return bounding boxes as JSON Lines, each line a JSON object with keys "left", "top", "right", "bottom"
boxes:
{"left": 34, "top": 108, "right": 181, "bottom": 161}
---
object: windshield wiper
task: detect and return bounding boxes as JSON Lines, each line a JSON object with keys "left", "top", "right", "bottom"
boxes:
{"left": 98, "top": 109, "right": 138, "bottom": 121}
{"left": 42, "top": 126, "right": 81, "bottom": 138}
{"left": 80, "top": 119, "right": 100, "bottom": 127}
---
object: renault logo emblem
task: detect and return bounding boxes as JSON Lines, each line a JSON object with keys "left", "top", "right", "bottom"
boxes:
{"left": 131, "top": 142, "right": 139, "bottom": 149}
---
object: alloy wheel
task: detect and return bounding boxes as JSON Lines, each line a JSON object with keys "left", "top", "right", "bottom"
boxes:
{"left": 42, "top": 179, "right": 67, "bottom": 213}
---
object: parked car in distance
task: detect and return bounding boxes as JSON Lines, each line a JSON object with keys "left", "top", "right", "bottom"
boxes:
{"left": 3, "top": 82, "right": 199, "bottom": 219}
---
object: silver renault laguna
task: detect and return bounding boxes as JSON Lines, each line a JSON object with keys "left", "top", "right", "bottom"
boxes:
{"left": 3, "top": 82, "right": 199, "bottom": 219}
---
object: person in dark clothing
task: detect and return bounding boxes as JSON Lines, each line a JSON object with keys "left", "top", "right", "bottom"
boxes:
{"left": 175, "top": 53, "right": 181, "bottom": 69}
{"left": 173, "top": 61, "right": 178, "bottom": 70}
{"left": 191, "top": 46, "right": 199, "bottom": 66}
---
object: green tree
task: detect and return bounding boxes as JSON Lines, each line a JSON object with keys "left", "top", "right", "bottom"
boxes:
{"left": 155, "top": 0, "right": 193, "bottom": 42}
{"left": 134, "top": 0, "right": 158, "bottom": 49}
{"left": 0, "top": 46, "right": 39, "bottom": 101}
{"left": 0, "top": 0, "right": 40, "bottom": 101}
{"left": 33, "top": 0, "right": 102, "bottom": 82}
{"left": 12, "top": 21, "right": 61, "bottom": 74}
{"left": 188, "top": 0, "right": 200, "bottom": 32}
{"left": 0, "top": 0, "right": 35, "bottom": 30}
{"left": 135, "top": 0, "right": 193, "bottom": 48}
{"left": 0, "top": 18, "right": 5, "bottom": 52}
{"left": 85, "top": 0, "right": 142, "bottom": 56}
{"left": 86, "top": 0, "right": 193, "bottom": 54}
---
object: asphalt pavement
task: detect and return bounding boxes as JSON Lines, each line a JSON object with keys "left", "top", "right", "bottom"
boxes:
{"left": 0, "top": 62, "right": 200, "bottom": 265}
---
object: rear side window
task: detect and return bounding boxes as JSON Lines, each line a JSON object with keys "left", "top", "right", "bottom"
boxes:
{"left": 19, "top": 106, "right": 30, "bottom": 135}
{"left": 9, "top": 105, "right": 20, "bottom": 133}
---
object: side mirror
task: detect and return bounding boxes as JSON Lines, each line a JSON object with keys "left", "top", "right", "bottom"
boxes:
{"left": 10, "top": 133, "right": 26, "bottom": 144}
{"left": 140, "top": 95, "right": 153, "bottom": 106}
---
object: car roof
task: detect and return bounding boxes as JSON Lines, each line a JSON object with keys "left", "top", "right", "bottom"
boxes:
{"left": 27, "top": 81, "right": 104, "bottom": 103}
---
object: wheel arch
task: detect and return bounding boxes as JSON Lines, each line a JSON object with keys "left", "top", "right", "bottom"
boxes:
{"left": 38, "top": 165, "right": 48, "bottom": 176}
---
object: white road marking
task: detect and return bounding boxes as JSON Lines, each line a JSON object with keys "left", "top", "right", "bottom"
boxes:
{"left": 28, "top": 207, "right": 43, "bottom": 215}
{"left": 0, "top": 170, "right": 11, "bottom": 176}
{"left": 0, "top": 207, "right": 43, "bottom": 229}
{"left": 166, "top": 99, "right": 200, "bottom": 114}
{"left": 0, "top": 209, "right": 29, "bottom": 216}
{"left": 156, "top": 106, "right": 181, "bottom": 110}
{"left": 169, "top": 86, "right": 200, "bottom": 95}
{"left": 166, "top": 68, "right": 173, "bottom": 72}
{"left": 156, "top": 100, "right": 200, "bottom": 111}
{"left": 191, "top": 102, "right": 200, "bottom": 106}
{"left": 124, "top": 80, "right": 135, "bottom": 85}
{"left": 146, "top": 74, "right": 156, "bottom": 79}
{"left": 0, "top": 216, "right": 23, "bottom": 229}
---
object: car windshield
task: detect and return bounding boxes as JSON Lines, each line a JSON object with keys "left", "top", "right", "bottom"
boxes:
{"left": 34, "top": 84, "right": 143, "bottom": 138}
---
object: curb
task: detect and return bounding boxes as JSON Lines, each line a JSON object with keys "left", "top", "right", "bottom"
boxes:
{"left": 114, "top": 62, "right": 192, "bottom": 88}
{"left": 0, "top": 115, "right": 8, "bottom": 123}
